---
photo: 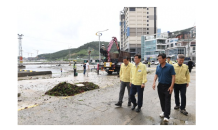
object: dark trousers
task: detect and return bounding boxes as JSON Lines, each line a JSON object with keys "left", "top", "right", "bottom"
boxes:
{"left": 189, "top": 68, "right": 192, "bottom": 73}
{"left": 83, "top": 69, "right": 86, "bottom": 75}
{"left": 174, "top": 84, "right": 187, "bottom": 110}
{"left": 130, "top": 84, "right": 144, "bottom": 108}
{"left": 74, "top": 69, "right": 76, "bottom": 76}
{"left": 188, "top": 66, "right": 192, "bottom": 73}
{"left": 157, "top": 83, "right": 172, "bottom": 119}
{"left": 118, "top": 81, "right": 131, "bottom": 103}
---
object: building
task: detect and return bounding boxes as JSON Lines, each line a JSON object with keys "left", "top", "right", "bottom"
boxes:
{"left": 165, "top": 38, "right": 186, "bottom": 61}
{"left": 141, "top": 33, "right": 168, "bottom": 61}
{"left": 165, "top": 26, "right": 196, "bottom": 62}
{"left": 157, "top": 28, "right": 161, "bottom": 37}
{"left": 120, "top": 7, "right": 157, "bottom": 57}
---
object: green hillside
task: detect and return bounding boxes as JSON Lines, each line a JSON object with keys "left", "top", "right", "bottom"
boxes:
{"left": 38, "top": 41, "right": 120, "bottom": 60}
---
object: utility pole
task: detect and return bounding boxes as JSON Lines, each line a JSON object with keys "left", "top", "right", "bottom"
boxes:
{"left": 18, "top": 34, "right": 24, "bottom": 67}
{"left": 187, "top": 32, "right": 189, "bottom": 57}
{"left": 33, "top": 49, "right": 39, "bottom": 61}
{"left": 68, "top": 46, "right": 71, "bottom": 61}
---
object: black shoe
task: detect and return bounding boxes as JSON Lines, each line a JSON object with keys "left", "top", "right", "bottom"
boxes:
{"left": 136, "top": 107, "right": 141, "bottom": 112}
{"left": 174, "top": 106, "right": 180, "bottom": 110}
{"left": 115, "top": 102, "right": 122, "bottom": 107}
{"left": 128, "top": 102, "right": 131, "bottom": 106}
{"left": 180, "top": 109, "right": 188, "bottom": 115}
{"left": 131, "top": 103, "right": 138, "bottom": 110}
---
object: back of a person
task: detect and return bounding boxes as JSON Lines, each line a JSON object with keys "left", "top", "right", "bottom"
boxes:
{"left": 83, "top": 64, "right": 86, "bottom": 69}
{"left": 86, "top": 63, "right": 89, "bottom": 69}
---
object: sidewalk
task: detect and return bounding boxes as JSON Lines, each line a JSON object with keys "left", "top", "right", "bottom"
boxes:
{"left": 18, "top": 68, "right": 196, "bottom": 125}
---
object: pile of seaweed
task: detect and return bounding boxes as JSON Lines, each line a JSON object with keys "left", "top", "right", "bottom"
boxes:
{"left": 45, "top": 82, "right": 99, "bottom": 96}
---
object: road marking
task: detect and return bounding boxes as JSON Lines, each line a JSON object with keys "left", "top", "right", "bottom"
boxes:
{"left": 18, "top": 104, "right": 39, "bottom": 111}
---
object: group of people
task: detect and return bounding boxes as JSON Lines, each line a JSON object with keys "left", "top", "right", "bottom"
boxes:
{"left": 115, "top": 53, "right": 191, "bottom": 122}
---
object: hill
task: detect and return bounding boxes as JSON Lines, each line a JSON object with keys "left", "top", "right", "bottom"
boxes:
{"left": 38, "top": 41, "right": 120, "bottom": 60}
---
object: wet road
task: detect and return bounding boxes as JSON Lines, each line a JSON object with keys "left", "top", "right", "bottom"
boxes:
{"left": 18, "top": 66, "right": 196, "bottom": 125}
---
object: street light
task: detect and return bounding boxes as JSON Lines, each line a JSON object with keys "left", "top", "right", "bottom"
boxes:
{"left": 96, "top": 29, "right": 109, "bottom": 63}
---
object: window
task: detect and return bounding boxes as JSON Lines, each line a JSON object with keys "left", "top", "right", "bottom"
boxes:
{"left": 171, "top": 44, "right": 173, "bottom": 47}
{"left": 147, "top": 20, "right": 149, "bottom": 22}
{"left": 147, "top": 16, "right": 149, "bottom": 18}
{"left": 129, "top": 7, "right": 135, "bottom": 11}
{"left": 147, "top": 24, "right": 149, "bottom": 26}
{"left": 167, "top": 45, "right": 169, "bottom": 48}
{"left": 147, "top": 28, "right": 149, "bottom": 30}
{"left": 175, "top": 43, "right": 177, "bottom": 46}
{"left": 147, "top": 32, "right": 149, "bottom": 34}
{"left": 147, "top": 12, "right": 149, "bottom": 14}
{"left": 147, "top": 8, "right": 149, "bottom": 10}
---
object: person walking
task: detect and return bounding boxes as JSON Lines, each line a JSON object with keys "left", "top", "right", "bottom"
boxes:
{"left": 173, "top": 54, "right": 190, "bottom": 115}
{"left": 148, "top": 61, "right": 151, "bottom": 67}
{"left": 61, "top": 68, "right": 62, "bottom": 74}
{"left": 166, "top": 56, "right": 173, "bottom": 65}
{"left": 187, "top": 59, "right": 193, "bottom": 73}
{"left": 73, "top": 62, "right": 77, "bottom": 76}
{"left": 115, "top": 57, "right": 133, "bottom": 107}
{"left": 83, "top": 63, "right": 86, "bottom": 75}
{"left": 152, "top": 53, "right": 175, "bottom": 122}
{"left": 86, "top": 61, "right": 89, "bottom": 77}
{"left": 130, "top": 54, "right": 147, "bottom": 112}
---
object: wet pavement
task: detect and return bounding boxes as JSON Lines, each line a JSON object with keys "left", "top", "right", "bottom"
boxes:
{"left": 18, "top": 66, "right": 196, "bottom": 125}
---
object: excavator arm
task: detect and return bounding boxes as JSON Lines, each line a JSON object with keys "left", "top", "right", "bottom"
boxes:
{"left": 107, "top": 37, "right": 120, "bottom": 62}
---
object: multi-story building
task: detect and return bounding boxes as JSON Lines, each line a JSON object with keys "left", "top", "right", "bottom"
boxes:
{"left": 120, "top": 7, "right": 157, "bottom": 57}
{"left": 165, "top": 38, "right": 186, "bottom": 61}
{"left": 166, "top": 26, "right": 196, "bottom": 62}
{"left": 141, "top": 33, "right": 168, "bottom": 61}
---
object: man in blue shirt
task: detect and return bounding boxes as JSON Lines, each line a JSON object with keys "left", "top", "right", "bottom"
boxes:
{"left": 152, "top": 53, "right": 175, "bottom": 122}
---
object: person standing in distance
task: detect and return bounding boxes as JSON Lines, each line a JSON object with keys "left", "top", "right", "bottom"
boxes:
{"left": 115, "top": 57, "right": 133, "bottom": 107}
{"left": 86, "top": 61, "right": 89, "bottom": 77}
{"left": 130, "top": 54, "right": 147, "bottom": 112}
{"left": 152, "top": 53, "right": 175, "bottom": 122}
{"left": 83, "top": 63, "right": 86, "bottom": 75}
{"left": 187, "top": 59, "right": 194, "bottom": 73}
{"left": 166, "top": 56, "right": 173, "bottom": 65}
{"left": 173, "top": 54, "right": 190, "bottom": 115}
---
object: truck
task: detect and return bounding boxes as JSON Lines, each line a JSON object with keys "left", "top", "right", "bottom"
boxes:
{"left": 100, "top": 37, "right": 131, "bottom": 74}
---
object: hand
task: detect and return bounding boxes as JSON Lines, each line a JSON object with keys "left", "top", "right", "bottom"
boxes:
{"left": 141, "top": 84, "right": 145, "bottom": 88}
{"left": 152, "top": 83, "right": 156, "bottom": 90}
{"left": 168, "top": 87, "right": 173, "bottom": 94}
{"left": 186, "top": 83, "right": 189, "bottom": 87}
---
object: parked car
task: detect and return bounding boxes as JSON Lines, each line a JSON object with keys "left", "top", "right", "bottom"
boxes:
{"left": 142, "top": 60, "right": 148, "bottom": 64}
{"left": 151, "top": 61, "right": 155, "bottom": 65}
{"left": 155, "top": 61, "right": 159, "bottom": 65}
{"left": 183, "top": 57, "right": 191, "bottom": 65}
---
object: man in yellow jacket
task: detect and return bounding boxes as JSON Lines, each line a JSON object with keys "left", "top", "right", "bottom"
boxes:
{"left": 166, "top": 56, "right": 173, "bottom": 65}
{"left": 115, "top": 57, "right": 133, "bottom": 107}
{"left": 130, "top": 54, "right": 147, "bottom": 112}
{"left": 173, "top": 54, "right": 190, "bottom": 115}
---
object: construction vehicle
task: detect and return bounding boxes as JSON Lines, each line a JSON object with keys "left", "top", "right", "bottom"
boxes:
{"left": 100, "top": 37, "right": 131, "bottom": 74}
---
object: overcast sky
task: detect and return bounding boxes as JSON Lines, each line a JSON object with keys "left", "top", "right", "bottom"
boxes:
{"left": 17, "top": 6, "right": 196, "bottom": 57}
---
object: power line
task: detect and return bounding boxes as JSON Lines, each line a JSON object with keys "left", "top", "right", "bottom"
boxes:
{"left": 25, "top": 35, "right": 74, "bottom": 44}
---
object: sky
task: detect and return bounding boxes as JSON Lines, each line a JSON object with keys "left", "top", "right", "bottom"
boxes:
{"left": 17, "top": 6, "right": 196, "bottom": 57}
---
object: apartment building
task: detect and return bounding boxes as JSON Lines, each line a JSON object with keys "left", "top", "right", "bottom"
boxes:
{"left": 120, "top": 7, "right": 157, "bottom": 57}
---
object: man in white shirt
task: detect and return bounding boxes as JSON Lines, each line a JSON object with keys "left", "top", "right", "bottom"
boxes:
{"left": 86, "top": 61, "right": 89, "bottom": 77}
